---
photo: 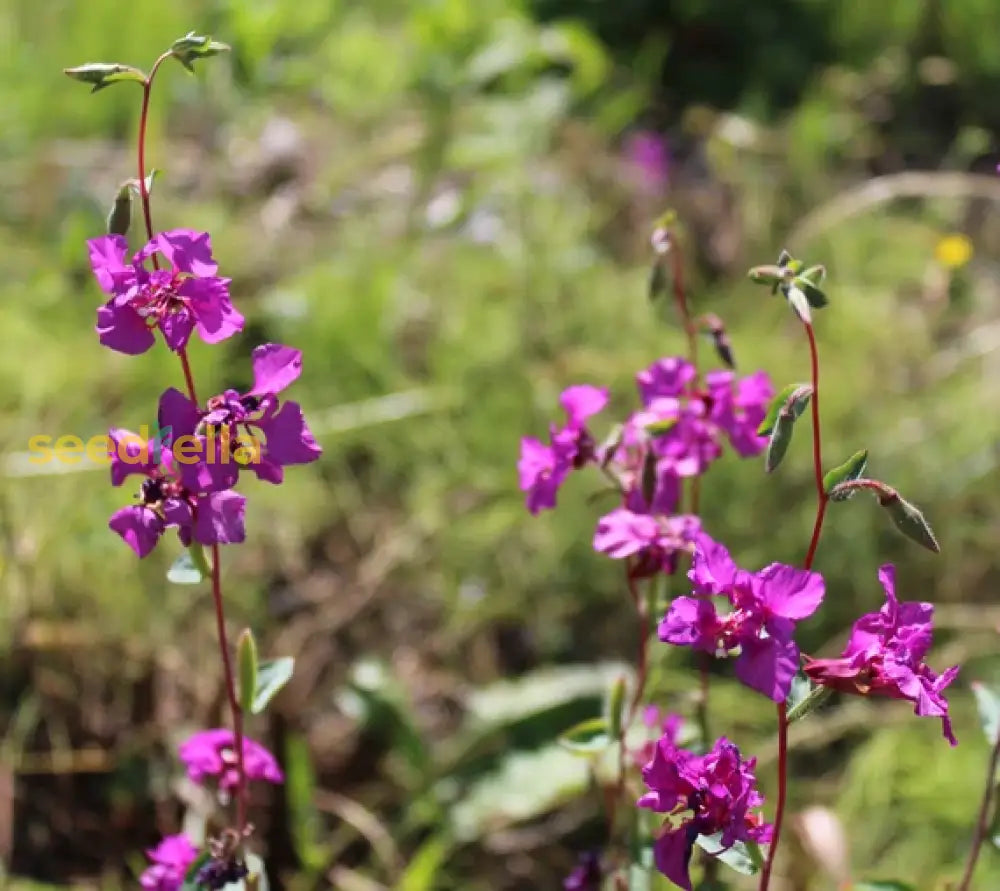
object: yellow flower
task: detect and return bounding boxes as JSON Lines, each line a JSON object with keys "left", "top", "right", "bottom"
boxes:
{"left": 935, "top": 233, "right": 973, "bottom": 269}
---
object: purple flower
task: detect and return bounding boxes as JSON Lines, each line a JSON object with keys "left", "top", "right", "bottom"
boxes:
{"left": 659, "top": 534, "right": 825, "bottom": 701}
{"left": 158, "top": 344, "right": 321, "bottom": 491}
{"left": 518, "top": 384, "right": 608, "bottom": 514}
{"left": 624, "top": 131, "right": 670, "bottom": 191}
{"left": 594, "top": 508, "right": 700, "bottom": 577}
{"left": 803, "top": 564, "right": 959, "bottom": 745}
{"left": 706, "top": 369, "right": 772, "bottom": 457}
{"left": 140, "top": 834, "right": 199, "bottom": 891}
{"left": 563, "top": 851, "right": 602, "bottom": 891}
{"left": 107, "top": 429, "right": 246, "bottom": 556}
{"left": 178, "top": 728, "right": 284, "bottom": 789}
{"left": 638, "top": 735, "right": 771, "bottom": 890}
{"left": 88, "top": 229, "right": 243, "bottom": 354}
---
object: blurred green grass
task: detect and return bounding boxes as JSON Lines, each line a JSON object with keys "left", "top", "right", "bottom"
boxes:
{"left": 2, "top": 0, "right": 1000, "bottom": 888}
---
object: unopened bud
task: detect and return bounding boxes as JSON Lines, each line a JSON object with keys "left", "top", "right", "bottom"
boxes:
{"left": 879, "top": 491, "right": 941, "bottom": 553}
{"left": 106, "top": 182, "right": 131, "bottom": 236}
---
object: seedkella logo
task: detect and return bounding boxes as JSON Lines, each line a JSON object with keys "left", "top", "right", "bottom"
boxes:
{"left": 27, "top": 425, "right": 264, "bottom": 466}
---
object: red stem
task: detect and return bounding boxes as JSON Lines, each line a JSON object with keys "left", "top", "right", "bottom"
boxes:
{"left": 138, "top": 53, "right": 245, "bottom": 831}
{"left": 802, "top": 321, "right": 827, "bottom": 571}
{"left": 760, "top": 320, "right": 826, "bottom": 891}
{"left": 957, "top": 713, "right": 1000, "bottom": 890}
{"left": 757, "top": 703, "right": 788, "bottom": 891}
{"left": 211, "top": 543, "right": 248, "bottom": 832}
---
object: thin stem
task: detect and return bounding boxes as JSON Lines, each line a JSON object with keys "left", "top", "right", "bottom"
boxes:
{"left": 137, "top": 52, "right": 245, "bottom": 832}
{"left": 667, "top": 236, "right": 698, "bottom": 372}
{"left": 211, "top": 543, "right": 248, "bottom": 833}
{"left": 803, "top": 321, "right": 827, "bottom": 571}
{"left": 758, "top": 703, "right": 788, "bottom": 891}
{"left": 957, "top": 726, "right": 1000, "bottom": 890}
{"left": 760, "top": 321, "right": 825, "bottom": 891}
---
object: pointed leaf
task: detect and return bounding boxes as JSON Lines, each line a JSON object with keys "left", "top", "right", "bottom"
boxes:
{"left": 793, "top": 277, "right": 829, "bottom": 308}
{"left": 823, "top": 450, "right": 868, "bottom": 496}
{"left": 747, "top": 264, "right": 783, "bottom": 286}
{"left": 167, "top": 551, "right": 203, "bottom": 585}
{"left": 106, "top": 183, "right": 131, "bottom": 236}
{"left": 170, "top": 32, "right": 231, "bottom": 72}
{"left": 64, "top": 63, "right": 145, "bottom": 92}
{"left": 252, "top": 657, "right": 295, "bottom": 714}
{"left": 785, "top": 284, "right": 812, "bottom": 323}
{"left": 695, "top": 834, "right": 760, "bottom": 876}
{"left": 786, "top": 677, "right": 833, "bottom": 723}
{"left": 758, "top": 383, "right": 805, "bottom": 437}
{"left": 238, "top": 629, "right": 258, "bottom": 715}
{"left": 878, "top": 493, "right": 940, "bottom": 553}
{"left": 971, "top": 682, "right": 1000, "bottom": 745}
{"left": 765, "top": 413, "right": 795, "bottom": 473}
{"left": 558, "top": 716, "right": 610, "bottom": 755}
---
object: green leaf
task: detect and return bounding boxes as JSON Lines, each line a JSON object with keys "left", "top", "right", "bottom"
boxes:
{"left": 64, "top": 62, "right": 145, "bottom": 92}
{"left": 757, "top": 383, "right": 809, "bottom": 437}
{"left": 786, "top": 678, "right": 833, "bottom": 723}
{"left": 972, "top": 682, "right": 1000, "bottom": 745}
{"left": 800, "top": 264, "right": 826, "bottom": 286}
{"left": 695, "top": 834, "right": 760, "bottom": 876}
{"left": 853, "top": 882, "right": 916, "bottom": 891}
{"left": 765, "top": 413, "right": 795, "bottom": 473}
{"left": 106, "top": 183, "right": 131, "bottom": 236}
{"left": 180, "top": 851, "right": 211, "bottom": 891}
{"left": 237, "top": 629, "right": 258, "bottom": 715}
{"left": 607, "top": 677, "right": 626, "bottom": 740}
{"left": 170, "top": 32, "right": 231, "bottom": 72}
{"left": 558, "top": 716, "right": 610, "bottom": 755}
{"left": 252, "top": 657, "right": 294, "bottom": 714}
{"left": 879, "top": 492, "right": 940, "bottom": 553}
{"left": 747, "top": 264, "right": 783, "bottom": 286}
{"left": 793, "top": 276, "right": 829, "bottom": 308}
{"left": 823, "top": 449, "right": 868, "bottom": 496}
{"left": 785, "top": 284, "right": 812, "bottom": 323}
{"left": 645, "top": 417, "right": 679, "bottom": 438}
{"left": 398, "top": 835, "right": 450, "bottom": 891}
{"left": 167, "top": 551, "right": 203, "bottom": 585}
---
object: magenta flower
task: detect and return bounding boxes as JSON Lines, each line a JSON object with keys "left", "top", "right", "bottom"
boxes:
{"left": 659, "top": 534, "right": 825, "bottom": 701}
{"left": 563, "top": 851, "right": 602, "bottom": 891}
{"left": 88, "top": 229, "right": 243, "bottom": 354}
{"left": 107, "top": 429, "right": 246, "bottom": 556}
{"left": 518, "top": 385, "right": 608, "bottom": 514}
{"left": 158, "top": 343, "right": 321, "bottom": 492}
{"left": 803, "top": 564, "right": 959, "bottom": 745}
{"left": 624, "top": 130, "right": 670, "bottom": 190}
{"left": 705, "top": 369, "right": 772, "bottom": 457}
{"left": 178, "top": 728, "right": 284, "bottom": 789}
{"left": 594, "top": 508, "right": 700, "bottom": 577}
{"left": 140, "top": 834, "right": 199, "bottom": 891}
{"left": 638, "top": 735, "right": 771, "bottom": 890}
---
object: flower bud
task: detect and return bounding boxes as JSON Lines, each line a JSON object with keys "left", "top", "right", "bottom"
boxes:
{"left": 106, "top": 182, "right": 131, "bottom": 236}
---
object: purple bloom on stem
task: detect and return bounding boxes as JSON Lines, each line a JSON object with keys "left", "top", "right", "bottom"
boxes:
{"left": 158, "top": 344, "right": 321, "bottom": 491}
{"left": 638, "top": 735, "right": 771, "bottom": 890}
{"left": 107, "top": 430, "right": 246, "bottom": 556}
{"left": 594, "top": 508, "right": 700, "bottom": 577}
{"left": 140, "top": 833, "right": 199, "bottom": 891}
{"left": 637, "top": 358, "right": 696, "bottom": 406}
{"left": 624, "top": 130, "right": 670, "bottom": 190}
{"left": 88, "top": 229, "right": 243, "bottom": 355}
{"left": 178, "top": 728, "right": 284, "bottom": 790}
{"left": 659, "top": 534, "right": 825, "bottom": 702}
{"left": 803, "top": 564, "right": 959, "bottom": 745}
{"left": 706, "top": 369, "right": 772, "bottom": 457}
{"left": 518, "top": 384, "right": 608, "bottom": 514}
{"left": 563, "top": 851, "right": 602, "bottom": 891}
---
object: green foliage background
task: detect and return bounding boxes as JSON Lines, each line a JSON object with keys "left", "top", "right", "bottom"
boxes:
{"left": 1, "top": 0, "right": 1000, "bottom": 889}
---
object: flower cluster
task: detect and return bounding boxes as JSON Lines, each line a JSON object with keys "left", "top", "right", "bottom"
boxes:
{"left": 804, "top": 564, "right": 959, "bottom": 744}
{"left": 638, "top": 733, "right": 772, "bottom": 891}
{"left": 89, "top": 230, "right": 321, "bottom": 556}
{"left": 661, "top": 534, "right": 825, "bottom": 701}
{"left": 139, "top": 731, "right": 283, "bottom": 891}
{"left": 519, "top": 358, "right": 772, "bottom": 578}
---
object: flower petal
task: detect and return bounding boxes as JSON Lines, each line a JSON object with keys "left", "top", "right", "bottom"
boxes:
{"left": 109, "top": 505, "right": 164, "bottom": 557}
{"left": 249, "top": 344, "right": 304, "bottom": 396}
{"left": 97, "top": 298, "right": 156, "bottom": 355}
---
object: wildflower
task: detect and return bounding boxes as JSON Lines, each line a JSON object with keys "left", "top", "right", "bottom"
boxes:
{"left": 140, "top": 834, "right": 199, "bottom": 891}
{"left": 563, "top": 851, "right": 602, "bottom": 891}
{"left": 934, "top": 233, "right": 972, "bottom": 270}
{"left": 88, "top": 229, "right": 243, "bottom": 354}
{"left": 593, "top": 508, "right": 700, "bottom": 577}
{"left": 659, "top": 534, "right": 825, "bottom": 701}
{"left": 624, "top": 130, "right": 670, "bottom": 191}
{"left": 158, "top": 343, "right": 321, "bottom": 492}
{"left": 638, "top": 735, "right": 771, "bottom": 890}
{"left": 705, "top": 369, "right": 772, "bottom": 457}
{"left": 178, "top": 728, "right": 284, "bottom": 789}
{"left": 803, "top": 564, "right": 959, "bottom": 745}
{"left": 107, "top": 429, "right": 246, "bottom": 556}
{"left": 518, "top": 384, "right": 608, "bottom": 514}
{"left": 630, "top": 706, "right": 684, "bottom": 769}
